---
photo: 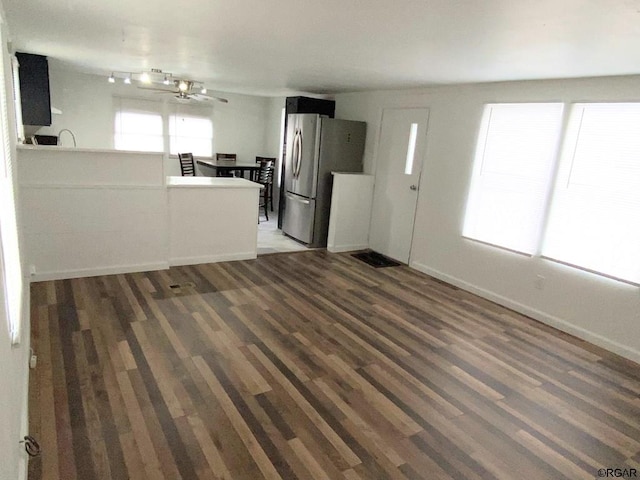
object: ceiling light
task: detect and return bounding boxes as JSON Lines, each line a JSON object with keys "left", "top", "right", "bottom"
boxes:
{"left": 200, "top": 86, "right": 207, "bottom": 94}
{"left": 124, "top": 74, "right": 132, "bottom": 84}
{"left": 108, "top": 73, "right": 115, "bottom": 83}
{"left": 163, "top": 75, "right": 170, "bottom": 85}
{"left": 140, "top": 72, "right": 151, "bottom": 84}
{"left": 178, "top": 80, "right": 188, "bottom": 92}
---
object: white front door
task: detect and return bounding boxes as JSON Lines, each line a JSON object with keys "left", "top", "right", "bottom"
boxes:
{"left": 369, "top": 108, "right": 429, "bottom": 263}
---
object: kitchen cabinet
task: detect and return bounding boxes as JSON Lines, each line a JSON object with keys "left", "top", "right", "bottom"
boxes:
{"left": 16, "top": 52, "right": 52, "bottom": 126}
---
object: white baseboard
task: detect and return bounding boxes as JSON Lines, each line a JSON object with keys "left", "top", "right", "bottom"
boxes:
{"left": 29, "top": 262, "right": 170, "bottom": 282}
{"left": 411, "top": 261, "right": 640, "bottom": 365}
{"left": 327, "top": 243, "right": 369, "bottom": 253}
{"left": 169, "top": 251, "right": 257, "bottom": 267}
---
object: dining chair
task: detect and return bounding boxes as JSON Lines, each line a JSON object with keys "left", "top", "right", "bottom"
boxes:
{"left": 256, "top": 157, "right": 275, "bottom": 220}
{"left": 178, "top": 152, "right": 196, "bottom": 176}
{"left": 215, "top": 153, "right": 237, "bottom": 177}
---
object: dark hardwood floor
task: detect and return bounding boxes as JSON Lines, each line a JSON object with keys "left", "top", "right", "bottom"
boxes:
{"left": 28, "top": 251, "right": 640, "bottom": 479}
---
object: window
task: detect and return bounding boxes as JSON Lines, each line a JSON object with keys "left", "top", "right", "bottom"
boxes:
{"left": 404, "top": 123, "right": 418, "bottom": 175}
{"left": 0, "top": 30, "right": 23, "bottom": 344}
{"left": 542, "top": 103, "right": 640, "bottom": 284}
{"left": 463, "top": 103, "right": 564, "bottom": 254}
{"left": 114, "top": 98, "right": 163, "bottom": 152}
{"left": 169, "top": 110, "right": 212, "bottom": 157}
{"left": 464, "top": 102, "right": 640, "bottom": 285}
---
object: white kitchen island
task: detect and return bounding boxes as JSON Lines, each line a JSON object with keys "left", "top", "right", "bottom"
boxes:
{"left": 167, "top": 176, "right": 261, "bottom": 266}
{"left": 17, "top": 146, "right": 262, "bottom": 280}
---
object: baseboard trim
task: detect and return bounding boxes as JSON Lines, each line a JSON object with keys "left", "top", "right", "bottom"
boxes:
{"left": 30, "top": 262, "right": 170, "bottom": 281}
{"left": 327, "top": 244, "right": 369, "bottom": 253}
{"left": 169, "top": 252, "right": 257, "bottom": 267}
{"left": 410, "top": 261, "right": 640, "bottom": 365}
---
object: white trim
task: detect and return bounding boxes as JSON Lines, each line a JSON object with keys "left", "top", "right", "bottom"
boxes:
{"left": 169, "top": 252, "right": 257, "bottom": 266}
{"left": 410, "top": 261, "right": 640, "bottom": 364}
{"left": 20, "top": 184, "right": 165, "bottom": 190}
{"left": 327, "top": 243, "right": 369, "bottom": 253}
{"left": 29, "top": 262, "right": 169, "bottom": 281}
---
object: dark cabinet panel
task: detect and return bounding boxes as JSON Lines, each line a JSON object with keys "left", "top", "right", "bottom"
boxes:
{"left": 285, "top": 96, "right": 335, "bottom": 117}
{"left": 16, "top": 52, "right": 52, "bottom": 126}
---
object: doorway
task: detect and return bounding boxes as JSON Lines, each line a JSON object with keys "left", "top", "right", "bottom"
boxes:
{"left": 369, "top": 107, "right": 430, "bottom": 263}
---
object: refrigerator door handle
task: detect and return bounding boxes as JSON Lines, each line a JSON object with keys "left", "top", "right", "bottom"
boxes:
{"left": 291, "top": 130, "right": 299, "bottom": 179}
{"left": 292, "top": 131, "right": 297, "bottom": 178}
{"left": 294, "top": 130, "right": 303, "bottom": 178}
{"left": 285, "top": 193, "right": 310, "bottom": 204}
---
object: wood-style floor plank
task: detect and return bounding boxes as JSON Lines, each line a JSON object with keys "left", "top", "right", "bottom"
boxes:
{"left": 28, "top": 250, "right": 640, "bottom": 479}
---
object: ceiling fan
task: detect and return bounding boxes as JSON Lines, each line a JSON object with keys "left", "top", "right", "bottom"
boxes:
{"left": 139, "top": 79, "right": 229, "bottom": 103}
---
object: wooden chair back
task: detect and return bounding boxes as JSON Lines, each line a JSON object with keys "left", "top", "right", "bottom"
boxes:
{"left": 256, "top": 157, "right": 275, "bottom": 185}
{"left": 178, "top": 152, "right": 195, "bottom": 176}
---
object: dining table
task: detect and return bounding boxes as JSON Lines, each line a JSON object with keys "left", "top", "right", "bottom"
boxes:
{"left": 197, "top": 158, "right": 261, "bottom": 181}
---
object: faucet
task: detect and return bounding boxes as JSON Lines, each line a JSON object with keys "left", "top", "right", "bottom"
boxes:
{"left": 57, "top": 129, "right": 77, "bottom": 147}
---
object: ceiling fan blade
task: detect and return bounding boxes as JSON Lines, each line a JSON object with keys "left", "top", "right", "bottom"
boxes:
{"left": 189, "top": 93, "right": 229, "bottom": 103}
{"left": 138, "top": 86, "right": 177, "bottom": 93}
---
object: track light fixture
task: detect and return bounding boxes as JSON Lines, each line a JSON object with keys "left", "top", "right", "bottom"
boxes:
{"left": 106, "top": 70, "right": 202, "bottom": 90}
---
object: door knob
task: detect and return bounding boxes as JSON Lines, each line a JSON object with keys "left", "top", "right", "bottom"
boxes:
{"left": 409, "top": 184, "right": 418, "bottom": 191}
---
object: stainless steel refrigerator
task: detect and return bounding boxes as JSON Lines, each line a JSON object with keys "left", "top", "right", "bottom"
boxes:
{"left": 282, "top": 114, "right": 366, "bottom": 247}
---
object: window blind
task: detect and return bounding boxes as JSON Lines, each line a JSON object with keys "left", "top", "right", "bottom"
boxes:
{"left": 463, "top": 103, "right": 564, "bottom": 254}
{"left": 0, "top": 24, "right": 23, "bottom": 344}
{"left": 169, "top": 104, "right": 213, "bottom": 157}
{"left": 542, "top": 103, "right": 640, "bottom": 284}
{"left": 114, "top": 98, "right": 164, "bottom": 152}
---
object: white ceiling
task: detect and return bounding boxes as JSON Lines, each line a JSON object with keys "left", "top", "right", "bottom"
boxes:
{"left": 3, "top": 0, "right": 640, "bottom": 96}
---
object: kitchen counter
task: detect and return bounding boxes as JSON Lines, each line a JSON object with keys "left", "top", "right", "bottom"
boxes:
{"left": 18, "top": 146, "right": 262, "bottom": 279}
{"left": 17, "top": 144, "right": 161, "bottom": 155}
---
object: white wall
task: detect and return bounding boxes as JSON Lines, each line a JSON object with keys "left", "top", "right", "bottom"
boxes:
{"left": 336, "top": 75, "right": 640, "bottom": 363}
{"left": 33, "top": 65, "right": 278, "bottom": 167}
{"left": 263, "top": 96, "right": 286, "bottom": 208}
{"left": 18, "top": 148, "right": 169, "bottom": 280}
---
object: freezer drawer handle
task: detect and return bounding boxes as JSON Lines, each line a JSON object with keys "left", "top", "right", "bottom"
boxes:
{"left": 286, "top": 194, "right": 310, "bottom": 205}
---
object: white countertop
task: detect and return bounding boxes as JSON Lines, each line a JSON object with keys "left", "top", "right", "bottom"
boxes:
{"left": 166, "top": 176, "right": 262, "bottom": 189}
{"left": 17, "top": 145, "right": 162, "bottom": 155}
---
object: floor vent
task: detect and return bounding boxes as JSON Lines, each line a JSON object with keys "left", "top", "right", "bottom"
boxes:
{"left": 169, "top": 282, "right": 196, "bottom": 289}
{"left": 352, "top": 251, "right": 401, "bottom": 268}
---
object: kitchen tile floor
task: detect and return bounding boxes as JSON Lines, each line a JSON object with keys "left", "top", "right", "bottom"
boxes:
{"left": 257, "top": 209, "right": 310, "bottom": 255}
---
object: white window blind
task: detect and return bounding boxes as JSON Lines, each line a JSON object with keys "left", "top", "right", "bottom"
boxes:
{"left": 114, "top": 98, "right": 164, "bottom": 152}
{"left": 0, "top": 25, "right": 23, "bottom": 345}
{"left": 463, "top": 103, "right": 564, "bottom": 254}
{"left": 542, "top": 103, "right": 640, "bottom": 284}
{"left": 169, "top": 105, "right": 213, "bottom": 157}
